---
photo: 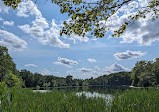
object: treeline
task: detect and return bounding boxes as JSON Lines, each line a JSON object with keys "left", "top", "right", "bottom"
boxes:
{"left": 131, "top": 59, "right": 159, "bottom": 87}
{"left": 0, "top": 45, "right": 159, "bottom": 88}
{"left": 89, "top": 72, "right": 132, "bottom": 86}
{"left": 18, "top": 70, "right": 132, "bottom": 88}
{"left": 19, "top": 70, "right": 88, "bottom": 88}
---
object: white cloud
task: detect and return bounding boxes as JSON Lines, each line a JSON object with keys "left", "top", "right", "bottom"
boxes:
{"left": 67, "top": 63, "right": 129, "bottom": 79}
{"left": 3, "top": 21, "right": 14, "bottom": 26}
{"left": 87, "top": 58, "right": 96, "bottom": 63}
{"left": 94, "top": 66, "right": 101, "bottom": 71}
{"left": 77, "top": 67, "right": 93, "bottom": 72}
{"left": 17, "top": 0, "right": 42, "bottom": 17}
{"left": 0, "top": 0, "right": 9, "bottom": 13}
{"left": 64, "top": 18, "right": 89, "bottom": 44}
{"left": 24, "top": 64, "right": 38, "bottom": 67}
{"left": 0, "top": 17, "right": 3, "bottom": 21}
{"left": 114, "top": 50, "right": 147, "bottom": 60}
{"left": 0, "top": 30, "right": 27, "bottom": 51}
{"left": 99, "top": 0, "right": 159, "bottom": 46}
{"left": 66, "top": 69, "right": 99, "bottom": 79}
{"left": 41, "top": 69, "right": 51, "bottom": 75}
{"left": 54, "top": 57, "right": 78, "bottom": 67}
{"left": 18, "top": 0, "right": 70, "bottom": 48}
{"left": 69, "top": 34, "right": 89, "bottom": 44}
{"left": 103, "top": 63, "right": 130, "bottom": 74}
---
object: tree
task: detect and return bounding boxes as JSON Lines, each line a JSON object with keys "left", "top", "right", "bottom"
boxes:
{"left": 1, "top": 0, "right": 21, "bottom": 9}
{"left": 5, "top": 72, "right": 23, "bottom": 87}
{"left": 131, "top": 59, "right": 159, "bottom": 87}
{"left": 19, "top": 69, "right": 34, "bottom": 87}
{"left": 2, "top": 0, "right": 159, "bottom": 38}
{"left": 66, "top": 75, "right": 73, "bottom": 86}
{"left": 152, "top": 58, "right": 159, "bottom": 84}
{"left": 0, "top": 45, "right": 17, "bottom": 81}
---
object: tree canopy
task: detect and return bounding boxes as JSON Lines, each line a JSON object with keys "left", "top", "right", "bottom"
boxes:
{"left": 1, "top": 0, "right": 159, "bottom": 38}
{"left": 0, "top": 45, "right": 24, "bottom": 87}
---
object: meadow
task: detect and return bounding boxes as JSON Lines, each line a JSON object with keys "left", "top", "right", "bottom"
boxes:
{"left": 1, "top": 87, "right": 159, "bottom": 112}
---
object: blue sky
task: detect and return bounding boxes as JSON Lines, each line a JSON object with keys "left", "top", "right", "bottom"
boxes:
{"left": 0, "top": 0, "right": 159, "bottom": 79}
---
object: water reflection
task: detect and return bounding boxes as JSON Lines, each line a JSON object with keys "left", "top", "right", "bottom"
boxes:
{"left": 33, "top": 90, "right": 51, "bottom": 93}
{"left": 76, "top": 91, "right": 114, "bottom": 105}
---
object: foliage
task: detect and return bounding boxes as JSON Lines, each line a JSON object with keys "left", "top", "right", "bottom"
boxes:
{"left": 66, "top": 75, "right": 73, "bottom": 86}
{"left": 1, "top": 0, "right": 21, "bottom": 9}
{"left": 5, "top": 72, "right": 23, "bottom": 88}
{"left": 0, "top": 45, "right": 17, "bottom": 81}
{"left": 53, "top": 0, "right": 159, "bottom": 38}
{"left": 0, "top": 45, "right": 24, "bottom": 88}
{"left": 2, "top": 0, "right": 159, "bottom": 38}
{"left": 131, "top": 58, "right": 159, "bottom": 87}
{"left": 88, "top": 72, "right": 132, "bottom": 86}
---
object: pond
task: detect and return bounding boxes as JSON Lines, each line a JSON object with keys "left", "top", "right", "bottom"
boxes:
{"left": 33, "top": 86, "right": 129, "bottom": 106}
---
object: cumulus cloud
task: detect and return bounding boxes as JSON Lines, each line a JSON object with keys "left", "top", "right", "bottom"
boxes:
{"left": 104, "top": 63, "right": 130, "bottom": 74}
{"left": 114, "top": 50, "right": 147, "bottom": 60}
{"left": 24, "top": 64, "right": 38, "bottom": 67}
{"left": 69, "top": 34, "right": 89, "bottom": 44}
{"left": 67, "top": 63, "right": 130, "bottom": 79}
{"left": 77, "top": 67, "right": 93, "bottom": 72}
{"left": 18, "top": 0, "right": 70, "bottom": 48}
{"left": 87, "top": 58, "right": 96, "bottom": 63}
{"left": 94, "top": 66, "right": 101, "bottom": 71}
{"left": 0, "top": 0, "right": 9, "bottom": 13}
{"left": 41, "top": 69, "right": 51, "bottom": 75}
{"left": 0, "top": 30, "right": 27, "bottom": 51}
{"left": 3, "top": 21, "right": 14, "bottom": 26}
{"left": 54, "top": 57, "right": 78, "bottom": 67}
{"left": 67, "top": 69, "right": 99, "bottom": 79}
{"left": 17, "top": 0, "right": 42, "bottom": 17}
{"left": 99, "top": 0, "right": 159, "bottom": 46}
{"left": 0, "top": 17, "right": 3, "bottom": 21}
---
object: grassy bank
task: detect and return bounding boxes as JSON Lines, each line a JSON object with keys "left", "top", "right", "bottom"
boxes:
{"left": 1, "top": 88, "right": 159, "bottom": 112}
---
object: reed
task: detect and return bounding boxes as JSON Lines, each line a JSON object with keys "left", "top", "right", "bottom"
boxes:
{"left": 1, "top": 87, "right": 159, "bottom": 112}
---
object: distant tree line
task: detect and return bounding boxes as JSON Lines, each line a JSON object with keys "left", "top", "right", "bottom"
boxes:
{"left": 0, "top": 45, "right": 159, "bottom": 88}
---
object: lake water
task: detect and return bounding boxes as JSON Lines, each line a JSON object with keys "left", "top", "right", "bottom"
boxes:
{"left": 33, "top": 86, "right": 129, "bottom": 104}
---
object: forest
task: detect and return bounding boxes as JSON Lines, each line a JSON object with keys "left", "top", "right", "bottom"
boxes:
{"left": 1, "top": 45, "right": 159, "bottom": 88}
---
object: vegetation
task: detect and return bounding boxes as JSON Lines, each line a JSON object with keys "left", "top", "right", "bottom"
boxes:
{"left": 0, "top": 45, "right": 159, "bottom": 111}
{"left": 89, "top": 72, "right": 132, "bottom": 86}
{"left": 2, "top": 88, "right": 110, "bottom": 112}
{"left": 1, "top": 0, "right": 159, "bottom": 38}
{"left": 131, "top": 59, "right": 159, "bottom": 87}
{"left": 1, "top": 87, "right": 159, "bottom": 112}
{"left": 1, "top": 45, "right": 159, "bottom": 88}
{"left": 0, "top": 45, "right": 24, "bottom": 87}
{"left": 111, "top": 88, "right": 159, "bottom": 112}
{"left": 0, "top": 81, "right": 15, "bottom": 111}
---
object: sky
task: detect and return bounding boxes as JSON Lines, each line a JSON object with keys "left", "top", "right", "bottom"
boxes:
{"left": 0, "top": 0, "right": 159, "bottom": 79}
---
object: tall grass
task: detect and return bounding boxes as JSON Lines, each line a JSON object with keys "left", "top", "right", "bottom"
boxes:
{"left": 1, "top": 88, "right": 159, "bottom": 112}
{"left": 111, "top": 88, "right": 159, "bottom": 112}
{"left": 3, "top": 89, "right": 109, "bottom": 112}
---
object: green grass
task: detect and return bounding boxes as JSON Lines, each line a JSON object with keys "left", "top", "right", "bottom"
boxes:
{"left": 2, "top": 89, "right": 110, "bottom": 112}
{"left": 111, "top": 88, "right": 159, "bottom": 112}
{"left": 1, "top": 88, "right": 159, "bottom": 112}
